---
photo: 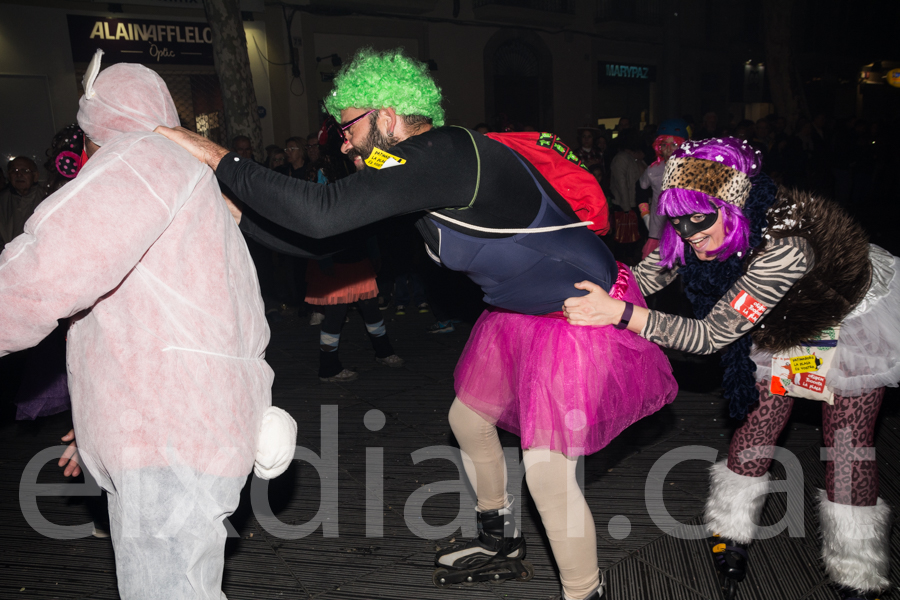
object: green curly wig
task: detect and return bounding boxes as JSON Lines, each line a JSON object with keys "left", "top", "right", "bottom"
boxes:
{"left": 325, "top": 48, "right": 445, "bottom": 128}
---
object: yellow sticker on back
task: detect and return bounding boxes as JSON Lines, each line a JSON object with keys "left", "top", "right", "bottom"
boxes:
{"left": 364, "top": 147, "right": 406, "bottom": 170}
{"left": 790, "top": 354, "right": 818, "bottom": 374}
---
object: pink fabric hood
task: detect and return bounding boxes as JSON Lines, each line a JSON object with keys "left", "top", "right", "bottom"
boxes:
{"left": 77, "top": 63, "right": 180, "bottom": 146}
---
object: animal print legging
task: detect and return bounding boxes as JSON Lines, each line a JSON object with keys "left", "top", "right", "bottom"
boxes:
{"left": 727, "top": 383, "right": 883, "bottom": 506}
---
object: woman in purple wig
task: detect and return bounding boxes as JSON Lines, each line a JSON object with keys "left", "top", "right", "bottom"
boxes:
{"left": 563, "top": 137, "right": 900, "bottom": 600}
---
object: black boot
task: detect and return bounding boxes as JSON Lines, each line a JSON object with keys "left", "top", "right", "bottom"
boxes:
{"left": 836, "top": 589, "right": 882, "bottom": 600}
{"left": 710, "top": 534, "right": 749, "bottom": 600}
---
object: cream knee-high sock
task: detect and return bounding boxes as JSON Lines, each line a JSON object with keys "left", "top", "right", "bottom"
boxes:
{"left": 524, "top": 448, "right": 600, "bottom": 600}
{"left": 448, "top": 398, "right": 508, "bottom": 511}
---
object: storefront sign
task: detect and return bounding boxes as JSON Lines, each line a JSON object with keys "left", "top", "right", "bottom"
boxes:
{"left": 67, "top": 15, "right": 214, "bottom": 66}
{"left": 84, "top": 0, "right": 264, "bottom": 10}
{"left": 598, "top": 62, "right": 656, "bottom": 84}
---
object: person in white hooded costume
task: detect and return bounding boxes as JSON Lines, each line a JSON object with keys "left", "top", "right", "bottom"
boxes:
{"left": 0, "top": 57, "right": 295, "bottom": 599}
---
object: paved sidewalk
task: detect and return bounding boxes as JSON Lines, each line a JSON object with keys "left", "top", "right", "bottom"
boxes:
{"left": 0, "top": 309, "right": 898, "bottom": 599}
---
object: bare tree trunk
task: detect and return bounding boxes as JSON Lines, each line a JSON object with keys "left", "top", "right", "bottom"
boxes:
{"left": 763, "top": 0, "right": 808, "bottom": 125}
{"left": 202, "top": 0, "right": 263, "bottom": 159}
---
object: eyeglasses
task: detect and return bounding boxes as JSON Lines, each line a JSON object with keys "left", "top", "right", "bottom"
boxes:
{"left": 10, "top": 168, "right": 34, "bottom": 175}
{"left": 306, "top": 144, "right": 319, "bottom": 149}
{"left": 284, "top": 147, "right": 301, "bottom": 152}
{"left": 340, "top": 109, "right": 376, "bottom": 138}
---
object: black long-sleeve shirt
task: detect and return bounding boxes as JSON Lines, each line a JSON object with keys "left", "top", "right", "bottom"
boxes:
{"left": 218, "top": 127, "right": 580, "bottom": 257}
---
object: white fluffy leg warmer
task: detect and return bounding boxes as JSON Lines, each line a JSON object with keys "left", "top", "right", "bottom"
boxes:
{"left": 819, "top": 491, "right": 891, "bottom": 593}
{"left": 703, "top": 460, "right": 770, "bottom": 544}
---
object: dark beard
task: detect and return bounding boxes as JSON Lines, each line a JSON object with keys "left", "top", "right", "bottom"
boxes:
{"left": 347, "top": 113, "right": 397, "bottom": 168}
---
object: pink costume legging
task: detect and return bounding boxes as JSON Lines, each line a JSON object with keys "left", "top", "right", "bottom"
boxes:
{"left": 727, "top": 382, "right": 884, "bottom": 506}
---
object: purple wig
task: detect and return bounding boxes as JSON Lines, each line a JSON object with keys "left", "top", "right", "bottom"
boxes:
{"left": 657, "top": 137, "right": 762, "bottom": 267}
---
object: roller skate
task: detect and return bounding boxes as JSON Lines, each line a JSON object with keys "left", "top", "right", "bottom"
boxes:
{"left": 709, "top": 533, "right": 748, "bottom": 600}
{"left": 432, "top": 500, "right": 534, "bottom": 587}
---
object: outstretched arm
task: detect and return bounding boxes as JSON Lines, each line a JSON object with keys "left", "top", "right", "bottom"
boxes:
{"left": 159, "top": 126, "right": 477, "bottom": 240}
{"left": 564, "top": 239, "right": 810, "bottom": 354}
{"left": 155, "top": 126, "right": 229, "bottom": 171}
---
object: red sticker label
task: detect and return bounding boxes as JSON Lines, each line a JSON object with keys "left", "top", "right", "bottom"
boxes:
{"left": 795, "top": 372, "right": 826, "bottom": 393}
{"left": 730, "top": 290, "right": 767, "bottom": 323}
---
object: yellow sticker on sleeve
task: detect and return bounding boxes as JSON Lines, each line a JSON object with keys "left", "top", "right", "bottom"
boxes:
{"left": 364, "top": 147, "right": 406, "bottom": 170}
{"left": 790, "top": 354, "right": 818, "bottom": 374}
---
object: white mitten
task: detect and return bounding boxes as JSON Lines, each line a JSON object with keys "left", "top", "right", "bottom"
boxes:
{"left": 254, "top": 406, "right": 297, "bottom": 479}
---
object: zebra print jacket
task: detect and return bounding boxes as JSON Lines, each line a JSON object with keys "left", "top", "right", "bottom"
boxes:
{"left": 633, "top": 189, "right": 871, "bottom": 355}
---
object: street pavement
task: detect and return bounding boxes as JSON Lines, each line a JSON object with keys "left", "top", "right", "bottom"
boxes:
{"left": 1, "top": 308, "right": 898, "bottom": 600}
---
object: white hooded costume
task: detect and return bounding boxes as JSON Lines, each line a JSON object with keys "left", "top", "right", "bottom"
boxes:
{"left": 0, "top": 61, "right": 289, "bottom": 598}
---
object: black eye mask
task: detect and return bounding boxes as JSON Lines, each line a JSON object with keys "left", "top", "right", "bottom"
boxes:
{"left": 668, "top": 210, "right": 719, "bottom": 238}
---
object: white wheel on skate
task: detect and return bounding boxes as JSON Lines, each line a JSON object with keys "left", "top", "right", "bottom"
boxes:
{"left": 433, "top": 568, "right": 451, "bottom": 588}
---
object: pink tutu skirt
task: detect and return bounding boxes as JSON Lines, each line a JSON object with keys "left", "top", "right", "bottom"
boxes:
{"left": 454, "top": 263, "right": 678, "bottom": 456}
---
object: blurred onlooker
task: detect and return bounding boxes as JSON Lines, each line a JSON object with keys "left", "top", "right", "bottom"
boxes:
{"left": 773, "top": 116, "right": 788, "bottom": 140}
{"left": 270, "top": 149, "right": 286, "bottom": 170}
{"left": 609, "top": 129, "right": 645, "bottom": 212}
{"left": 639, "top": 119, "right": 687, "bottom": 260}
{"left": 306, "top": 159, "right": 403, "bottom": 380}
{"left": 609, "top": 129, "right": 646, "bottom": 264}
{"left": 595, "top": 133, "right": 609, "bottom": 156}
{"left": 278, "top": 136, "right": 314, "bottom": 181}
{"left": 779, "top": 118, "right": 813, "bottom": 188}
{"left": 305, "top": 133, "right": 333, "bottom": 184}
{"left": 306, "top": 133, "right": 322, "bottom": 165}
{"left": 587, "top": 163, "right": 611, "bottom": 229}
{"left": 694, "top": 111, "right": 721, "bottom": 140}
{"left": 616, "top": 116, "right": 631, "bottom": 132}
{"left": 276, "top": 137, "right": 328, "bottom": 183}
{"left": 231, "top": 135, "right": 254, "bottom": 161}
{"left": 593, "top": 131, "right": 613, "bottom": 174}
{"left": 754, "top": 119, "right": 773, "bottom": 149}
{"left": 681, "top": 114, "right": 696, "bottom": 138}
{"left": 474, "top": 123, "right": 490, "bottom": 134}
{"left": 733, "top": 119, "right": 755, "bottom": 141}
{"left": 575, "top": 125, "right": 604, "bottom": 168}
{"left": 263, "top": 144, "right": 281, "bottom": 168}
{"left": 0, "top": 157, "right": 46, "bottom": 246}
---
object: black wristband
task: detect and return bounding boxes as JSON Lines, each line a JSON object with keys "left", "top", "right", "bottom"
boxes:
{"left": 614, "top": 301, "right": 634, "bottom": 330}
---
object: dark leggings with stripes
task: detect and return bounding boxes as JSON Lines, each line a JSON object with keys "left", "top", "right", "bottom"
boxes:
{"left": 726, "top": 382, "right": 883, "bottom": 506}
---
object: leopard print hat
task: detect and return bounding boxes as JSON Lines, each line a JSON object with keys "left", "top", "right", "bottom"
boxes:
{"left": 660, "top": 137, "right": 763, "bottom": 212}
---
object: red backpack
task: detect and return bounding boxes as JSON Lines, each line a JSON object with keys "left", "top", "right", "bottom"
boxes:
{"left": 485, "top": 131, "right": 609, "bottom": 235}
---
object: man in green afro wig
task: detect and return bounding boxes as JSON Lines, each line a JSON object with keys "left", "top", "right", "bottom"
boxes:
{"left": 325, "top": 48, "right": 445, "bottom": 128}
{"left": 158, "top": 46, "right": 673, "bottom": 599}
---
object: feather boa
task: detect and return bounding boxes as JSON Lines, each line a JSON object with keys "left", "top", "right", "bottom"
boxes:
{"left": 679, "top": 173, "right": 778, "bottom": 419}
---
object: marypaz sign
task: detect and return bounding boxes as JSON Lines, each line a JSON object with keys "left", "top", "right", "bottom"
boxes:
{"left": 598, "top": 62, "right": 657, "bottom": 84}
{"left": 67, "top": 15, "right": 214, "bottom": 66}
